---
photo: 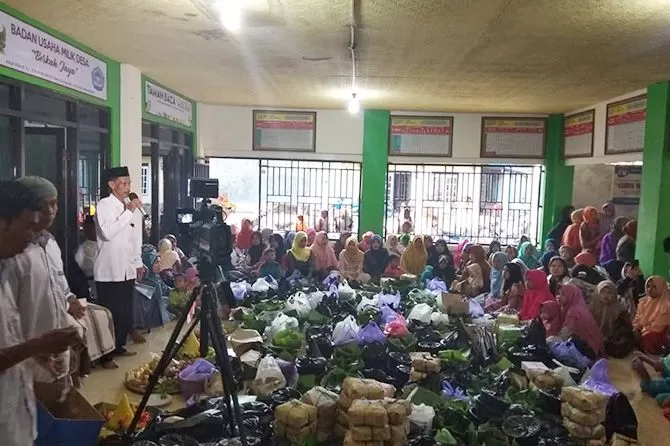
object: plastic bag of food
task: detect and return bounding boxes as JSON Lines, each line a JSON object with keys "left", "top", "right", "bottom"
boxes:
{"left": 338, "top": 280, "right": 356, "bottom": 300}
{"left": 357, "top": 322, "right": 386, "bottom": 345}
{"left": 268, "top": 312, "right": 299, "bottom": 337}
{"left": 285, "top": 292, "right": 311, "bottom": 317}
{"left": 409, "top": 403, "right": 435, "bottom": 434}
{"left": 561, "top": 402, "right": 605, "bottom": 426}
{"left": 253, "top": 356, "right": 286, "bottom": 396}
{"left": 251, "top": 276, "right": 278, "bottom": 293}
{"left": 385, "top": 316, "right": 409, "bottom": 337}
{"left": 561, "top": 385, "right": 608, "bottom": 412}
{"left": 357, "top": 295, "right": 380, "bottom": 312}
{"left": 427, "top": 278, "right": 448, "bottom": 292}
{"left": 563, "top": 417, "right": 605, "bottom": 439}
{"left": 333, "top": 315, "right": 360, "bottom": 346}
{"left": 307, "top": 290, "right": 325, "bottom": 309}
{"left": 408, "top": 303, "right": 433, "bottom": 323}
{"left": 380, "top": 305, "right": 400, "bottom": 325}
{"left": 580, "top": 358, "right": 619, "bottom": 396}
{"left": 378, "top": 292, "right": 401, "bottom": 309}
{"left": 230, "top": 281, "right": 251, "bottom": 301}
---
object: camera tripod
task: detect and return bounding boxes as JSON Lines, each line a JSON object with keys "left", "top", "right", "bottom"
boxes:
{"left": 125, "top": 258, "right": 248, "bottom": 445}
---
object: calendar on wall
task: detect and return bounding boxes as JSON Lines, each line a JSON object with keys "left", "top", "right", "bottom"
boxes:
{"left": 605, "top": 95, "right": 646, "bottom": 154}
{"left": 253, "top": 110, "right": 316, "bottom": 152}
{"left": 564, "top": 110, "right": 595, "bottom": 158}
{"left": 480, "top": 117, "right": 546, "bottom": 158}
{"left": 388, "top": 115, "right": 453, "bottom": 156}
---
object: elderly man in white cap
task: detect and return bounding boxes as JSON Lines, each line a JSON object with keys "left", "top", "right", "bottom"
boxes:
{"left": 94, "top": 166, "right": 145, "bottom": 359}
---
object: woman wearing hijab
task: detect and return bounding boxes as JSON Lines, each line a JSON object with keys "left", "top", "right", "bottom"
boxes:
{"left": 423, "top": 235, "right": 435, "bottom": 257}
{"left": 555, "top": 283, "right": 606, "bottom": 358}
{"left": 157, "top": 238, "right": 180, "bottom": 286}
{"left": 454, "top": 239, "right": 470, "bottom": 272}
{"left": 385, "top": 234, "right": 404, "bottom": 257}
{"left": 510, "top": 258, "right": 529, "bottom": 277}
{"left": 599, "top": 217, "right": 629, "bottom": 265}
{"left": 236, "top": 218, "right": 254, "bottom": 250}
{"left": 488, "top": 240, "right": 502, "bottom": 257}
{"left": 485, "top": 262, "right": 525, "bottom": 312}
{"left": 363, "top": 234, "right": 389, "bottom": 281}
{"left": 164, "top": 234, "right": 186, "bottom": 260}
{"left": 334, "top": 231, "right": 351, "bottom": 259}
{"left": 579, "top": 206, "right": 602, "bottom": 257}
{"left": 540, "top": 300, "right": 562, "bottom": 336}
{"left": 505, "top": 245, "right": 518, "bottom": 262}
{"left": 339, "top": 235, "right": 369, "bottom": 282}
{"left": 269, "top": 233, "right": 286, "bottom": 264}
{"left": 559, "top": 245, "right": 576, "bottom": 269}
{"left": 429, "top": 239, "right": 454, "bottom": 269}
{"left": 285, "top": 231, "right": 313, "bottom": 277}
{"left": 547, "top": 205, "right": 575, "bottom": 243}
{"left": 520, "top": 269, "right": 555, "bottom": 321}
{"left": 400, "top": 235, "right": 428, "bottom": 276}
{"left": 599, "top": 202, "right": 616, "bottom": 237}
{"left": 616, "top": 220, "right": 637, "bottom": 263}
{"left": 617, "top": 261, "right": 645, "bottom": 315}
{"left": 589, "top": 280, "right": 634, "bottom": 358}
{"left": 548, "top": 256, "right": 570, "bottom": 296}
{"left": 633, "top": 276, "right": 670, "bottom": 355}
{"left": 260, "top": 228, "right": 273, "bottom": 245}
{"left": 399, "top": 233, "right": 411, "bottom": 249}
{"left": 572, "top": 251, "right": 607, "bottom": 285}
{"left": 359, "top": 231, "right": 374, "bottom": 251}
{"left": 247, "top": 231, "right": 266, "bottom": 267}
{"left": 435, "top": 254, "right": 456, "bottom": 285}
{"left": 310, "top": 231, "right": 338, "bottom": 276}
{"left": 561, "top": 208, "right": 584, "bottom": 253}
{"left": 134, "top": 245, "right": 168, "bottom": 339}
{"left": 540, "top": 249, "right": 558, "bottom": 275}
{"left": 306, "top": 228, "right": 317, "bottom": 247}
{"left": 518, "top": 241, "right": 539, "bottom": 270}
{"left": 453, "top": 244, "right": 490, "bottom": 298}
{"left": 471, "top": 245, "right": 491, "bottom": 292}
{"left": 489, "top": 252, "right": 508, "bottom": 299}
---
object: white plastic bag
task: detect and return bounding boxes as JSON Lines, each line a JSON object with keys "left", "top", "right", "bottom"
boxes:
{"left": 338, "top": 280, "right": 356, "bottom": 300}
{"left": 430, "top": 311, "right": 450, "bottom": 328}
{"left": 409, "top": 403, "right": 435, "bottom": 434}
{"left": 333, "top": 315, "right": 360, "bottom": 346}
{"left": 285, "top": 292, "right": 311, "bottom": 317}
{"left": 230, "top": 281, "right": 251, "bottom": 301}
{"left": 408, "top": 303, "right": 433, "bottom": 323}
{"left": 253, "top": 356, "right": 286, "bottom": 396}
{"left": 252, "top": 276, "right": 278, "bottom": 293}
{"left": 356, "top": 295, "right": 379, "bottom": 312}
{"left": 268, "top": 312, "right": 299, "bottom": 337}
{"left": 307, "top": 290, "right": 325, "bottom": 309}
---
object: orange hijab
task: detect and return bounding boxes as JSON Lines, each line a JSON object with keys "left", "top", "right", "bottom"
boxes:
{"left": 561, "top": 208, "right": 583, "bottom": 252}
{"left": 634, "top": 276, "right": 670, "bottom": 334}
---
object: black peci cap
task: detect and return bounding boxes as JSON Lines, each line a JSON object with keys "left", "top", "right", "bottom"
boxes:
{"left": 104, "top": 166, "right": 130, "bottom": 181}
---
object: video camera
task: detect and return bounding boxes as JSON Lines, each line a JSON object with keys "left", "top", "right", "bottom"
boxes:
{"left": 177, "top": 178, "right": 233, "bottom": 278}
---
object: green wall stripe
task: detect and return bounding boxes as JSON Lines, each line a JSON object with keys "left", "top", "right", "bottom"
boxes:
{"left": 541, "top": 113, "right": 574, "bottom": 243}
{"left": 638, "top": 81, "right": 670, "bottom": 277}
{"left": 359, "top": 110, "right": 389, "bottom": 235}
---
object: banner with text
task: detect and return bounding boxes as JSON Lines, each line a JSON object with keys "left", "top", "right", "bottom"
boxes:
{"left": 144, "top": 81, "right": 193, "bottom": 127}
{"left": 0, "top": 11, "right": 107, "bottom": 100}
{"left": 564, "top": 110, "right": 594, "bottom": 158}
{"left": 612, "top": 165, "right": 642, "bottom": 205}
{"left": 481, "top": 118, "right": 546, "bottom": 158}
{"left": 389, "top": 116, "right": 453, "bottom": 156}
{"left": 253, "top": 110, "right": 316, "bottom": 152}
{"left": 606, "top": 95, "right": 646, "bottom": 154}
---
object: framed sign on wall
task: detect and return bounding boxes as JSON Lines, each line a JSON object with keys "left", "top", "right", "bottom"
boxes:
{"left": 605, "top": 95, "right": 646, "bottom": 154}
{"left": 388, "top": 115, "right": 453, "bottom": 156}
{"left": 480, "top": 117, "right": 546, "bottom": 159}
{"left": 563, "top": 110, "right": 595, "bottom": 159}
{"left": 252, "top": 110, "right": 316, "bottom": 152}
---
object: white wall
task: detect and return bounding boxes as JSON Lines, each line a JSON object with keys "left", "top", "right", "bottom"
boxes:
{"left": 565, "top": 89, "right": 646, "bottom": 166}
{"left": 119, "top": 64, "right": 143, "bottom": 189}
{"left": 198, "top": 104, "right": 364, "bottom": 161}
{"left": 572, "top": 164, "right": 614, "bottom": 209}
{"left": 387, "top": 111, "right": 547, "bottom": 165}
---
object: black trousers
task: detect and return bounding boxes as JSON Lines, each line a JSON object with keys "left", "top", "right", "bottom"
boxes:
{"left": 96, "top": 280, "right": 134, "bottom": 351}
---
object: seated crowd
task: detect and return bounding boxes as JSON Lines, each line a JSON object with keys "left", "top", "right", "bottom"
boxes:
{"left": 226, "top": 204, "right": 670, "bottom": 400}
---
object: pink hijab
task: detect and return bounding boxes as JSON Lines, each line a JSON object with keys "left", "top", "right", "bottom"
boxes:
{"left": 559, "top": 283, "right": 605, "bottom": 357}
{"left": 520, "top": 270, "right": 554, "bottom": 321}
{"left": 310, "top": 231, "right": 338, "bottom": 271}
{"left": 306, "top": 228, "right": 317, "bottom": 246}
{"left": 454, "top": 239, "right": 470, "bottom": 266}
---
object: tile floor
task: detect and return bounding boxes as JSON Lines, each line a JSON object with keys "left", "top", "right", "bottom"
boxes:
{"left": 80, "top": 323, "right": 670, "bottom": 444}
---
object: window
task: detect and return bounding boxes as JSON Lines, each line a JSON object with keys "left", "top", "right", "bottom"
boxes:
{"left": 141, "top": 163, "right": 149, "bottom": 195}
{"left": 209, "top": 158, "right": 362, "bottom": 237}
{"left": 386, "top": 164, "right": 543, "bottom": 245}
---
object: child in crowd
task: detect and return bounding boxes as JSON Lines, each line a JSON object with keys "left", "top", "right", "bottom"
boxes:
{"left": 257, "top": 248, "right": 282, "bottom": 281}
{"left": 168, "top": 273, "right": 191, "bottom": 315}
{"left": 548, "top": 256, "right": 570, "bottom": 297}
{"left": 383, "top": 254, "right": 403, "bottom": 279}
{"left": 504, "top": 245, "right": 518, "bottom": 262}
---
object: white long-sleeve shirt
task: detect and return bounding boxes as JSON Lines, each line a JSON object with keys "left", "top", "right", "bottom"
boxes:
{"left": 94, "top": 195, "right": 143, "bottom": 282}
{"left": 0, "top": 259, "right": 36, "bottom": 445}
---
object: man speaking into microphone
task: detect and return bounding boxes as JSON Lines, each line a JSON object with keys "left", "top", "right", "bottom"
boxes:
{"left": 94, "top": 166, "right": 145, "bottom": 359}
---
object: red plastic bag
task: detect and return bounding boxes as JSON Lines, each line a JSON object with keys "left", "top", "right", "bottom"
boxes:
{"left": 385, "top": 315, "right": 408, "bottom": 337}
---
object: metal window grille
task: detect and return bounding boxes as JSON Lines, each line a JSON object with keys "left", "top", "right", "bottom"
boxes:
{"left": 141, "top": 164, "right": 149, "bottom": 195}
{"left": 260, "top": 159, "right": 361, "bottom": 237}
{"left": 385, "top": 164, "right": 543, "bottom": 245}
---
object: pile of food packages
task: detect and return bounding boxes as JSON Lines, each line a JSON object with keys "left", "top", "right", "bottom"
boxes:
{"left": 107, "top": 272, "right": 640, "bottom": 446}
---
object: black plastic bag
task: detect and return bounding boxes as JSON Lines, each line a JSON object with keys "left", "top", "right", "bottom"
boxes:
{"left": 159, "top": 433, "right": 199, "bottom": 446}
{"left": 362, "top": 342, "right": 388, "bottom": 369}
{"left": 296, "top": 356, "right": 328, "bottom": 376}
{"left": 521, "top": 317, "right": 547, "bottom": 349}
{"left": 605, "top": 392, "right": 638, "bottom": 441}
{"left": 153, "top": 409, "right": 227, "bottom": 442}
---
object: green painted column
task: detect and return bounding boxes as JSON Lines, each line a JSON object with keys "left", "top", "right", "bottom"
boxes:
{"left": 359, "top": 110, "right": 390, "bottom": 235}
{"left": 637, "top": 82, "right": 670, "bottom": 277}
{"left": 541, "top": 113, "right": 574, "bottom": 243}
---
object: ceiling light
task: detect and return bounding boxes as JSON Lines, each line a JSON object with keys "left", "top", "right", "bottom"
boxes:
{"left": 347, "top": 93, "right": 360, "bottom": 114}
{"left": 217, "top": 0, "right": 241, "bottom": 33}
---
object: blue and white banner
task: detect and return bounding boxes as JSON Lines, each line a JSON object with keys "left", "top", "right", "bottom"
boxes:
{"left": 612, "top": 165, "right": 642, "bottom": 205}
{"left": 145, "top": 81, "right": 193, "bottom": 127}
{"left": 0, "top": 11, "right": 107, "bottom": 100}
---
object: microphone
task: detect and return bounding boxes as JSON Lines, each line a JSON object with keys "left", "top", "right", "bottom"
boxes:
{"left": 126, "top": 192, "right": 146, "bottom": 216}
